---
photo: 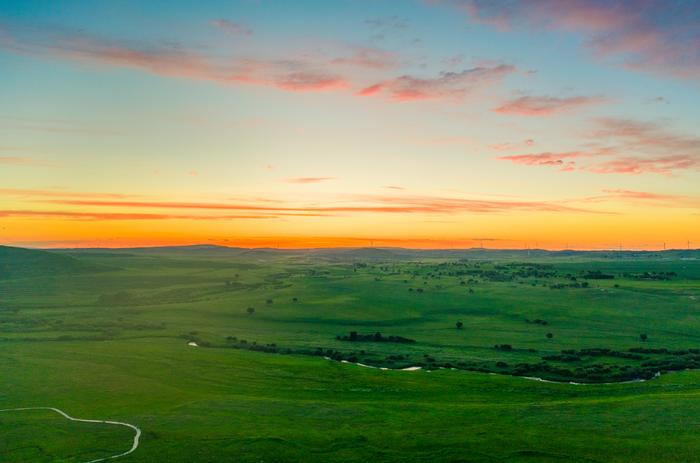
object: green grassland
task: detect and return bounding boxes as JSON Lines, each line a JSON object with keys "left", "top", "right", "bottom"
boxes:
{"left": 2, "top": 245, "right": 700, "bottom": 462}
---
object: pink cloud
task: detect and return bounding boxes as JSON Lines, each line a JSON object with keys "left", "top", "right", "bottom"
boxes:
{"left": 499, "top": 151, "right": 592, "bottom": 167}
{"left": 0, "top": 25, "right": 349, "bottom": 94}
{"left": 283, "top": 177, "right": 336, "bottom": 184}
{"left": 358, "top": 64, "right": 516, "bottom": 102}
{"left": 585, "top": 155, "right": 699, "bottom": 175}
{"left": 450, "top": 0, "right": 700, "bottom": 79}
{"left": 493, "top": 95, "right": 607, "bottom": 116}
{"left": 211, "top": 19, "right": 252, "bottom": 36}
{"left": 332, "top": 46, "right": 399, "bottom": 69}
{"left": 579, "top": 189, "right": 700, "bottom": 208}
{"left": 497, "top": 118, "right": 700, "bottom": 176}
{"left": 490, "top": 139, "right": 536, "bottom": 151}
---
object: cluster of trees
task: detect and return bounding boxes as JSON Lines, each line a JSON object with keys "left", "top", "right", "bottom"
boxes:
{"left": 225, "top": 336, "right": 290, "bottom": 354}
{"left": 582, "top": 270, "right": 615, "bottom": 280}
{"left": 525, "top": 318, "right": 548, "bottom": 325}
{"left": 629, "top": 347, "right": 700, "bottom": 355}
{"left": 543, "top": 348, "right": 645, "bottom": 362}
{"left": 549, "top": 281, "right": 589, "bottom": 289}
{"left": 337, "top": 331, "right": 416, "bottom": 344}
{"left": 624, "top": 271, "right": 677, "bottom": 281}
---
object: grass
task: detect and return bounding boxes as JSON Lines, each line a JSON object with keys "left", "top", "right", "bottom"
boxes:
{"left": 1, "top": 246, "right": 700, "bottom": 461}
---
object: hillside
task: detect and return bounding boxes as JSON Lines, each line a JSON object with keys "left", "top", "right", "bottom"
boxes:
{"left": 0, "top": 245, "right": 113, "bottom": 280}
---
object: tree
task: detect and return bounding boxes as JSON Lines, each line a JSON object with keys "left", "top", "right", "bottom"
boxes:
{"left": 640, "top": 333, "right": 648, "bottom": 342}
{"left": 456, "top": 321, "right": 464, "bottom": 329}
{"left": 546, "top": 332, "right": 553, "bottom": 339}
{"left": 246, "top": 307, "right": 255, "bottom": 315}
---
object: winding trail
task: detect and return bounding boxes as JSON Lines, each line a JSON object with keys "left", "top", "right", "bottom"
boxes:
{"left": 329, "top": 357, "right": 663, "bottom": 385}
{"left": 0, "top": 407, "right": 141, "bottom": 463}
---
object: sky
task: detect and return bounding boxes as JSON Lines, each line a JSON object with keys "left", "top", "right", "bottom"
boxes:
{"left": 1, "top": 0, "right": 699, "bottom": 250}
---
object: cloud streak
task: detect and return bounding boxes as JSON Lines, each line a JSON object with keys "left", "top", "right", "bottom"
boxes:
{"left": 0, "top": 156, "right": 47, "bottom": 166}
{"left": 498, "top": 118, "right": 700, "bottom": 175}
{"left": 283, "top": 177, "right": 336, "bottom": 184}
{"left": 493, "top": 95, "right": 607, "bottom": 116}
{"left": 0, "top": 23, "right": 349, "bottom": 93}
{"left": 449, "top": 0, "right": 700, "bottom": 80}
{"left": 35, "top": 193, "right": 604, "bottom": 216}
{"left": 358, "top": 65, "right": 516, "bottom": 102}
{"left": 211, "top": 19, "right": 252, "bottom": 36}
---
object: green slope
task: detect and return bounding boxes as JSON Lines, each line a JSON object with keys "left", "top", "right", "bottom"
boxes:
{"left": 0, "top": 245, "right": 113, "bottom": 280}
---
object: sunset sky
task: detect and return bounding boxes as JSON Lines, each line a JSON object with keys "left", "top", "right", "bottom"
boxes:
{"left": 1, "top": 0, "right": 699, "bottom": 249}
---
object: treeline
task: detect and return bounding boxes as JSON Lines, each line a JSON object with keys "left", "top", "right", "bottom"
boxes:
{"left": 337, "top": 331, "right": 416, "bottom": 344}
{"left": 210, "top": 334, "right": 700, "bottom": 384}
{"left": 543, "top": 348, "right": 645, "bottom": 362}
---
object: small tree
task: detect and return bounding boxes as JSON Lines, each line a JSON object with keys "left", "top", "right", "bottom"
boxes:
{"left": 456, "top": 321, "right": 464, "bottom": 329}
{"left": 246, "top": 307, "right": 255, "bottom": 315}
{"left": 640, "top": 333, "right": 648, "bottom": 342}
{"left": 546, "top": 332, "right": 553, "bottom": 339}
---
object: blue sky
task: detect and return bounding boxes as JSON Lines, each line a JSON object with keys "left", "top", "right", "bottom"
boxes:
{"left": 1, "top": 0, "right": 699, "bottom": 249}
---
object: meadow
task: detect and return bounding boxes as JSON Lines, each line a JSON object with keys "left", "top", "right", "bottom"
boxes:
{"left": 2, "top": 244, "right": 700, "bottom": 462}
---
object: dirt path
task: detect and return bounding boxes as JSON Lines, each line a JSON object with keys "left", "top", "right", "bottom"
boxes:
{"left": 0, "top": 407, "right": 141, "bottom": 462}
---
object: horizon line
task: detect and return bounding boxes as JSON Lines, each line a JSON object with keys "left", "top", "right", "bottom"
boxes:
{"left": 4, "top": 243, "right": 698, "bottom": 253}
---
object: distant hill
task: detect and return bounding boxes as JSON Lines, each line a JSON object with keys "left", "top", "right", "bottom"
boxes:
{"left": 39, "top": 244, "right": 700, "bottom": 263}
{"left": 0, "top": 245, "right": 112, "bottom": 280}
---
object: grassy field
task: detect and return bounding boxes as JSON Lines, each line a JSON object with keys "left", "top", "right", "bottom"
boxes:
{"left": 2, "top": 245, "right": 700, "bottom": 462}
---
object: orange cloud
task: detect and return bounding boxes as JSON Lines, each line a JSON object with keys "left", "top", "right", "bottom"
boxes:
{"left": 0, "top": 210, "right": 279, "bottom": 220}
{"left": 38, "top": 193, "right": 604, "bottom": 216}
{"left": 0, "top": 188, "right": 137, "bottom": 199}
{"left": 581, "top": 189, "right": 699, "bottom": 208}
{"left": 493, "top": 95, "right": 606, "bottom": 116}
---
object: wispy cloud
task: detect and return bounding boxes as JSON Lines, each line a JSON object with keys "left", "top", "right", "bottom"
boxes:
{"left": 357, "top": 64, "right": 516, "bottom": 101}
{"left": 0, "top": 23, "right": 348, "bottom": 93}
{"left": 581, "top": 189, "right": 700, "bottom": 208}
{"left": 211, "top": 19, "right": 252, "bottom": 36}
{"left": 493, "top": 95, "right": 607, "bottom": 116}
{"left": 0, "top": 188, "right": 136, "bottom": 199}
{"left": 0, "top": 156, "right": 47, "bottom": 166}
{"left": 283, "top": 177, "right": 336, "bottom": 184}
{"left": 0, "top": 210, "right": 279, "bottom": 221}
{"left": 331, "top": 46, "right": 399, "bottom": 69}
{"left": 36, "top": 193, "right": 606, "bottom": 216}
{"left": 499, "top": 151, "right": 594, "bottom": 170}
{"left": 446, "top": 0, "right": 700, "bottom": 80}
{"left": 585, "top": 155, "right": 699, "bottom": 175}
{"left": 490, "top": 139, "right": 535, "bottom": 151}
{"left": 497, "top": 118, "right": 700, "bottom": 175}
